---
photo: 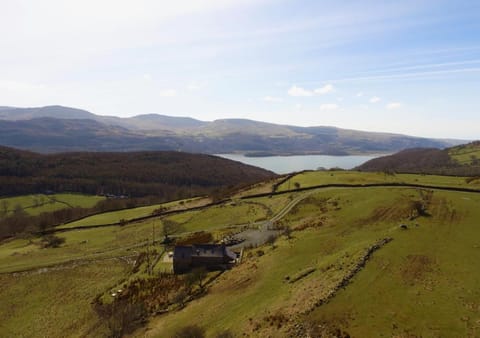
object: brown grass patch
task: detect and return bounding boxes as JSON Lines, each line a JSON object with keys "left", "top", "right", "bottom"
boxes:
{"left": 400, "top": 254, "right": 436, "bottom": 285}
{"left": 212, "top": 261, "right": 257, "bottom": 293}
{"left": 357, "top": 200, "right": 412, "bottom": 225}
{"left": 428, "top": 197, "right": 462, "bottom": 223}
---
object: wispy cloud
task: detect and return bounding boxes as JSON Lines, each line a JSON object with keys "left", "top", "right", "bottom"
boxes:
{"left": 369, "top": 96, "right": 381, "bottom": 103}
{"left": 321, "top": 67, "right": 480, "bottom": 84}
{"left": 288, "top": 84, "right": 334, "bottom": 97}
{"left": 288, "top": 85, "right": 313, "bottom": 97}
{"left": 386, "top": 102, "right": 402, "bottom": 110}
{"left": 320, "top": 103, "right": 339, "bottom": 111}
{"left": 314, "top": 84, "right": 334, "bottom": 95}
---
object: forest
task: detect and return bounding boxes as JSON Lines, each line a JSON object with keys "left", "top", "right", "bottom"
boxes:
{"left": 0, "top": 146, "right": 275, "bottom": 198}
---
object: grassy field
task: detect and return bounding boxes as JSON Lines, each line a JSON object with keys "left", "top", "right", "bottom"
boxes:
{"left": 276, "top": 170, "right": 480, "bottom": 192}
{"left": 0, "top": 260, "right": 129, "bottom": 338}
{"left": 0, "top": 193, "right": 105, "bottom": 216}
{"left": 164, "top": 195, "right": 294, "bottom": 231}
{"left": 56, "top": 197, "right": 209, "bottom": 229}
{"left": 136, "top": 187, "right": 480, "bottom": 337}
{"left": 449, "top": 142, "right": 480, "bottom": 165}
{"left": 307, "top": 190, "right": 480, "bottom": 337}
{"left": 2, "top": 172, "right": 480, "bottom": 337}
{"left": 0, "top": 195, "right": 294, "bottom": 273}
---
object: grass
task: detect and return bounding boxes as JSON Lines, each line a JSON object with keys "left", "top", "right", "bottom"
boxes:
{"left": 0, "top": 193, "right": 105, "bottom": 216}
{"left": 0, "top": 260, "right": 129, "bottom": 338}
{"left": 276, "top": 170, "right": 480, "bottom": 191}
{"left": 163, "top": 195, "right": 293, "bottom": 232}
{"left": 0, "top": 195, "right": 294, "bottom": 273}
{"left": 56, "top": 197, "right": 208, "bottom": 229}
{"left": 449, "top": 143, "right": 480, "bottom": 165}
{"left": 2, "top": 173, "right": 480, "bottom": 337}
{"left": 137, "top": 187, "right": 480, "bottom": 337}
{"left": 0, "top": 222, "right": 154, "bottom": 273}
{"left": 307, "top": 190, "right": 480, "bottom": 337}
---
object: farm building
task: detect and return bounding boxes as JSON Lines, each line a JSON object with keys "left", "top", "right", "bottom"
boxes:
{"left": 173, "top": 244, "right": 237, "bottom": 274}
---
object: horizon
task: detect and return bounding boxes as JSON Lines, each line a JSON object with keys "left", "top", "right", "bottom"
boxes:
{"left": 1, "top": 1, "right": 479, "bottom": 139}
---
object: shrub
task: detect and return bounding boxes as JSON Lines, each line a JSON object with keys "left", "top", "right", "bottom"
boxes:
{"left": 173, "top": 325, "right": 205, "bottom": 338}
{"left": 41, "top": 235, "right": 65, "bottom": 248}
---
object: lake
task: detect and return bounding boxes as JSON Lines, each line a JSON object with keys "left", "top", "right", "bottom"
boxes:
{"left": 215, "top": 154, "right": 385, "bottom": 174}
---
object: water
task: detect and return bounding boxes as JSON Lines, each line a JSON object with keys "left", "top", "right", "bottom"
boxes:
{"left": 215, "top": 153, "right": 384, "bottom": 174}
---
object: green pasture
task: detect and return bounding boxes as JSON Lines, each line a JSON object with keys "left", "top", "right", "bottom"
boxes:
{"left": 449, "top": 143, "right": 480, "bottom": 165}
{"left": 0, "top": 260, "right": 129, "bottom": 338}
{"left": 0, "top": 195, "right": 294, "bottom": 273}
{"left": 0, "top": 193, "right": 104, "bottom": 216}
{"left": 307, "top": 190, "right": 480, "bottom": 337}
{"left": 0, "top": 220, "right": 156, "bottom": 273}
{"left": 277, "top": 170, "right": 480, "bottom": 191}
{"left": 57, "top": 198, "right": 192, "bottom": 229}
{"left": 140, "top": 187, "right": 480, "bottom": 337}
{"left": 163, "top": 195, "right": 293, "bottom": 232}
{"left": 2, "top": 180, "right": 480, "bottom": 337}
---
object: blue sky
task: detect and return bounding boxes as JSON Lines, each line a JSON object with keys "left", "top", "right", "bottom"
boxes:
{"left": 1, "top": 0, "right": 479, "bottom": 139}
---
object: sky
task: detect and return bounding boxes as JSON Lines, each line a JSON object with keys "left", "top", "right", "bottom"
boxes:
{"left": 1, "top": 0, "right": 479, "bottom": 139}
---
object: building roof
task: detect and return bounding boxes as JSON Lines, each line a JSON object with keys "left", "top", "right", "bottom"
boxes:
{"left": 173, "top": 244, "right": 236, "bottom": 260}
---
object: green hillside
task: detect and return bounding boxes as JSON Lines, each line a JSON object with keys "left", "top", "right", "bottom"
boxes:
{"left": 449, "top": 141, "right": 480, "bottom": 165}
{"left": 1, "top": 171, "right": 480, "bottom": 337}
{"left": 0, "top": 193, "right": 104, "bottom": 216}
{"left": 357, "top": 141, "right": 480, "bottom": 176}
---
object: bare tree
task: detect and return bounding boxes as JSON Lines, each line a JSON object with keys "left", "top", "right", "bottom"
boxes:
{"left": 186, "top": 267, "right": 207, "bottom": 292}
{"left": 161, "top": 219, "right": 184, "bottom": 243}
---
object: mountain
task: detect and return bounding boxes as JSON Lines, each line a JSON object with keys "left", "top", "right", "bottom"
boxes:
{"left": 0, "top": 105, "right": 467, "bottom": 154}
{"left": 356, "top": 141, "right": 480, "bottom": 175}
{"left": 0, "top": 105, "right": 95, "bottom": 120}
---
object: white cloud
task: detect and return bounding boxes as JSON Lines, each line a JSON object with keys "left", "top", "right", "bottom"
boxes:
{"left": 319, "top": 103, "right": 339, "bottom": 111}
{"left": 263, "top": 96, "right": 283, "bottom": 102}
{"left": 356, "top": 92, "right": 364, "bottom": 97}
{"left": 288, "top": 83, "right": 334, "bottom": 97}
{"left": 314, "top": 83, "right": 334, "bottom": 95}
{"left": 313, "top": 84, "right": 334, "bottom": 95}
{"left": 159, "top": 89, "right": 177, "bottom": 97}
{"left": 295, "top": 103, "right": 303, "bottom": 111}
{"left": 386, "top": 102, "right": 402, "bottom": 109}
{"left": 369, "top": 96, "right": 381, "bottom": 103}
{"left": 142, "top": 74, "right": 152, "bottom": 81}
{"left": 288, "top": 85, "right": 313, "bottom": 97}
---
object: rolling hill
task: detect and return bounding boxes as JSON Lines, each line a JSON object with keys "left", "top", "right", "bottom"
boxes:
{"left": 1, "top": 171, "right": 480, "bottom": 337}
{"left": 0, "top": 105, "right": 465, "bottom": 154}
{"left": 356, "top": 141, "right": 480, "bottom": 176}
{"left": 0, "top": 145, "right": 276, "bottom": 198}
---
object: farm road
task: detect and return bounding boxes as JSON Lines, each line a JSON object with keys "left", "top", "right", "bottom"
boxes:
{"left": 228, "top": 190, "right": 316, "bottom": 250}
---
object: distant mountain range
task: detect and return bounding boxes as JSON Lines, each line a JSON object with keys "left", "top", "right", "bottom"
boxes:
{"left": 0, "top": 105, "right": 467, "bottom": 154}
